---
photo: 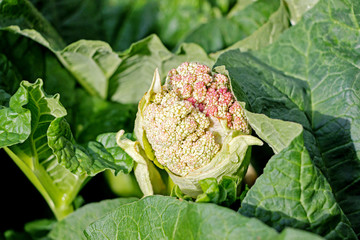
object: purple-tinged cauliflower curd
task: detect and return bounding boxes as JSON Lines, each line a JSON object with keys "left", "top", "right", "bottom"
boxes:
{"left": 117, "top": 62, "right": 262, "bottom": 197}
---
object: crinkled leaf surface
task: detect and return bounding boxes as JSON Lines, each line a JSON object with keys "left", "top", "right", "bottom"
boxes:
{"left": 84, "top": 195, "right": 324, "bottom": 240}
{"left": 240, "top": 134, "right": 356, "bottom": 239}
{"left": 47, "top": 118, "right": 132, "bottom": 176}
{"left": 215, "top": 0, "right": 360, "bottom": 236}
{"left": 0, "top": 80, "right": 134, "bottom": 220}
{"left": 96, "top": 132, "right": 134, "bottom": 174}
{"left": 109, "top": 35, "right": 172, "bottom": 103}
{"left": 0, "top": 79, "right": 84, "bottom": 219}
{"left": 48, "top": 198, "right": 137, "bottom": 240}
{"left": 232, "top": 110, "right": 355, "bottom": 238}
{"left": 0, "top": 81, "right": 30, "bottom": 147}
{"left": 195, "top": 176, "right": 237, "bottom": 207}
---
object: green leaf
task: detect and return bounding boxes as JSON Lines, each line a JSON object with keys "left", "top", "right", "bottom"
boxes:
{"left": 60, "top": 40, "right": 121, "bottom": 99}
{"left": 1, "top": 79, "right": 136, "bottom": 221}
{"left": 24, "top": 219, "right": 56, "bottom": 240}
{"left": 0, "top": 0, "right": 65, "bottom": 50}
{"left": 47, "top": 118, "right": 129, "bottom": 176}
{"left": 109, "top": 35, "right": 214, "bottom": 104}
{"left": 215, "top": 0, "right": 360, "bottom": 236}
{"left": 0, "top": 1, "right": 122, "bottom": 100}
{"left": 196, "top": 176, "right": 237, "bottom": 207}
{"left": 211, "top": 0, "right": 289, "bottom": 58}
{"left": 228, "top": 0, "right": 279, "bottom": 29}
{"left": 240, "top": 134, "right": 356, "bottom": 239}
{"left": 48, "top": 198, "right": 137, "bottom": 240}
{"left": 154, "top": 0, "right": 214, "bottom": 49}
{"left": 0, "top": 31, "right": 76, "bottom": 110}
{"left": 29, "top": 0, "right": 219, "bottom": 51}
{"left": 96, "top": 132, "right": 134, "bottom": 174}
{"left": 30, "top": 0, "right": 113, "bottom": 47}
{"left": 72, "top": 90, "right": 136, "bottom": 144}
{"left": 84, "top": 195, "right": 324, "bottom": 240}
{"left": 109, "top": 35, "right": 173, "bottom": 103}
{"left": 1, "top": 79, "right": 86, "bottom": 220}
{"left": 0, "top": 53, "right": 22, "bottom": 96}
{"left": 0, "top": 81, "right": 31, "bottom": 147}
{"left": 276, "top": 228, "right": 325, "bottom": 240}
{"left": 163, "top": 43, "right": 215, "bottom": 73}
{"left": 284, "top": 0, "right": 319, "bottom": 25}
{"left": 182, "top": 0, "right": 280, "bottom": 53}
{"left": 182, "top": 18, "right": 241, "bottom": 53}
{"left": 244, "top": 110, "right": 303, "bottom": 154}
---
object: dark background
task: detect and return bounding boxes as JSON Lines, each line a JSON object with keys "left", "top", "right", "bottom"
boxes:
{"left": 0, "top": 149, "right": 116, "bottom": 233}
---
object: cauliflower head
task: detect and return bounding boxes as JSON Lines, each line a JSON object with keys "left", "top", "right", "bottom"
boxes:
{"left": 117, "top": 62, "right": 262, "bottom": 197}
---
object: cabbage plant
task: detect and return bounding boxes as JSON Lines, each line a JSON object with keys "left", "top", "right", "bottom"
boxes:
{"left": 0, "top": 0, "right": 359, "bottom": 239}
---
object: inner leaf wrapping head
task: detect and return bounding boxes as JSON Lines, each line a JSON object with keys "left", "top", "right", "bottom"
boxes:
{"left": 143, "top": 62, "right": 250, "bottom": 176}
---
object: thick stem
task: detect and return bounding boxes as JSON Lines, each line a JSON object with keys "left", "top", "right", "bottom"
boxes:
{"left": 4, "top": 147, "right": 85, "bottom": 220}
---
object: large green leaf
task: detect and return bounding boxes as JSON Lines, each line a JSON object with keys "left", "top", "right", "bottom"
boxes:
{"left": 231, "top": 109, "right": 355, "bottom": 238}
{"left": 48, "top": 198, "right": 137, "bottom": 240}
{"left": 60, "top": 40, "right": 121, "bottom": 99}
{"left": 0, "top": 0, "right": 65, "bottom": 50}
{"left": 0, "top": 0, "right": 139, "bottom": 139}
{"left": 240, "top": 133, "right": 356, "bottom": 239}
{"left": 0, "top": 0, "right": 122, "bottom": 100}
{"left": 215, "top": 0, "right": 360, "bottom": 236}
{"left": 0, "top": 30, "right": 76, "bottom": 109}
{"left": 1, "top": 79, "right": 85, "bottom": 220}
{"left": 0, "top": 31, "right": 137, "bottom": 140}
{"left": 0, "top": 80, "right": 135, "bottom": 220}
{"left": 109, "top": 35, "right": 172, "bottom": 103}
{"left": 29, "top": 0, "right": 111, "bottom": 46}
{"left": 84, "top": 195, "right": 324, "bottom": 240}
